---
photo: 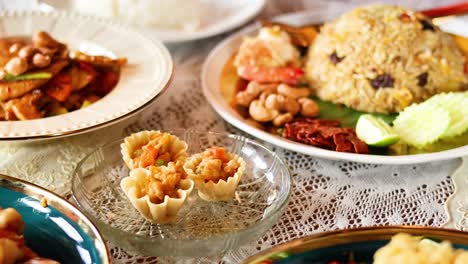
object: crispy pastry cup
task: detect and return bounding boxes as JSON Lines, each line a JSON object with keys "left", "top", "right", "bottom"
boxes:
{"left": 120, "top": 130, "right": 188, "bottom": 169}
{"left": 183, "top": 152, "right": 246, "bottom": 201}
{"left": 120, "top": 168, "right": 194, "bottom": 224}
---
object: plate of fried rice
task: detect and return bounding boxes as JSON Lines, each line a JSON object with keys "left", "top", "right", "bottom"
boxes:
{"left": 202, "top": 4, "right": 468, "bottom": 164}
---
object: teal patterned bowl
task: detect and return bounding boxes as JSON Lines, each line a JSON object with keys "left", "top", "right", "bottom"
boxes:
{"left": 0, "top": 174, "right": 109, "bottom": 264}
{"left": 244, "top": 226, "right": 468, "bottom": 264}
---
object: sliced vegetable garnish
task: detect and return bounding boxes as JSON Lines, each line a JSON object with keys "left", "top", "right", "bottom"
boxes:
{"left": 424, "top": 92, "right": 468, "bottom": 138}
{"left": 313, "top": 96, "right": 396, "bottom": 127}
{"left": 81, "top": 100, "right": 93, "bottom": 109}
{"left": 356, "top": 114, "right": 400, "bottom": 147}
{"left": 393, "top": 103, "right": 450, "bottom": 148}
{"left": 2, "top": 72, "right": 52, "bottom": 82}
{"left": 154, "top": 159, "right": 167, "bottom": 166}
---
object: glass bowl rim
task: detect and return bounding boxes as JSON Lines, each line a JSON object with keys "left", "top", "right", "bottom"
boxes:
{"left": 71, "top": 129, "right": 293, "bottom": 243}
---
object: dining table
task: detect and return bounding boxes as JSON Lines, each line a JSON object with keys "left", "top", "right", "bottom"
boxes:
{"left": 0, "top": 0, "right": 467, "bottom": 263}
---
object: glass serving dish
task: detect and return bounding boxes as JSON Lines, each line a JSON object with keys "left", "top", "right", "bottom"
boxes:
{"left": 71, "top": 130, "right": 292, "bottom": 257}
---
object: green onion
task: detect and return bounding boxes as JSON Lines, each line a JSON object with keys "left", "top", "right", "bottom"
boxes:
{"left": 154, "top": 159, "right": 167, "bottom": 166}
{"left": 81, "top": 100, "right": 93, "bottom": 109}
{"left": 277, "top": 127, "right": 285, "bottom": 136}
{"left": 3, "top": 72, "right": 52, "bottom": 82}
{"left": 274, "top": 252, "right": 291, "bottom": 259}
{"left": 49, "top": 107, "right": 68, "bottom": 116}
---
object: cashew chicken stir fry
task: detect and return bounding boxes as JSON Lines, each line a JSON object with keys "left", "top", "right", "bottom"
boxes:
{"left": 0, "top": 31, "right": 126, "bottom": 121}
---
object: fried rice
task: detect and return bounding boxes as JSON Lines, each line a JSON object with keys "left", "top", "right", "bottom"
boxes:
{"left": 306, "top": 5, "right": 467, "bottom": 114}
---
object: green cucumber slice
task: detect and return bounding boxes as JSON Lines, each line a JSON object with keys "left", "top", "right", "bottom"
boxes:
{"left": 424, "top": 92, "right": 468, "bottom": 138}
{"left": 393, "top": 103, "right": 450, "bottom": 148}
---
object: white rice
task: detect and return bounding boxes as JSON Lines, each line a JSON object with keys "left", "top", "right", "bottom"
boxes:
{"left": 73, "top": 0, "right": 201, "bottom": 31}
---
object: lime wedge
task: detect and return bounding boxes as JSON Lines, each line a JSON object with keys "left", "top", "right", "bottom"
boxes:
{"left": 356, "top": 114, "right": 400, "bottom": 147}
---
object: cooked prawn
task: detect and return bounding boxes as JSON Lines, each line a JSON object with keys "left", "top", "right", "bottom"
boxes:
{"left": 239, "top": 65, "right": 304, "bottom": 85}
{"left": 234, "top": 26, "right": 302, "bottom": 84}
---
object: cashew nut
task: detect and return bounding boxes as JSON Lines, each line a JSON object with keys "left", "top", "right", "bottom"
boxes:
{"left": 32, "top": 53, "right": 51, "bottom": 68}
{"left": 5, "top": 57, "right": 28, "bottom": 76}
{"left": 33, "top": 31, "right": 62, "bottom": 48}
{"left": 273, "top": 113, "right": 293, "bottom": 127}
{"left": 258, "top": 90, "right": 276, "bottom": 102}
{"left": 36, "top": 47, "right": 58, "bottom": 56}
{"left": 9, "top": 43, "right": 23, "bottom": 54}
{"left": 298, "top": 97, "right": 319, "bottom": 117}
{"left": 264, "top": 94, "right": 300, "bottom": 115}
{"left": 249, "top": 99, "right": 279, "bottom": 122}
{"left": 277, "top": 84, "right": 311, "bottom": 99}
{"left": 236, "top": 81, "right": 276, "bottom": 107}
{"left": 18, "top": 46, "right": 36, "bottom": 60}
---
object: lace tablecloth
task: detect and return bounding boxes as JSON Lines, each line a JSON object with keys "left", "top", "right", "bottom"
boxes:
{"left": 1, "top": 0, "right": 467, "bottom": 263}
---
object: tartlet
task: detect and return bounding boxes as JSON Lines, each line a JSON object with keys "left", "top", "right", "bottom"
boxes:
{"left": 121, "top": 130, "right": 188, "bottom": 169}
{"left": 120, "top": 163, "right": 194, "bottom": 224}
{"left": 184, "top": 147, "right": 246, "bottom": 201}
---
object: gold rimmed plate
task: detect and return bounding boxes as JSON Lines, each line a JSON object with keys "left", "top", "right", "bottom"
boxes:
{"left": 0, "top": 10, "right": 173, "bottom": 142}
{"left": 0, "top": 174, "right": 110, "bottom": 263}
{"left": 244, "top": 226, "right": 468, "bottom": 263}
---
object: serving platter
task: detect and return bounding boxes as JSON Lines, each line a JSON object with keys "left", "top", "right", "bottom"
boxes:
{"left": 202, "top": 10, "right": 468, "bottom": 164}
{"left": 44, "top": 0, "right": 266, "bottom": 43}
{"left": 0, "top": 10, "right": 173, "bottom": 141}
{"left": 243, "top": 226, "right": 468, "bottom": 263}
{"left": 0, "top": 174, "right": 110, "bottom": 263}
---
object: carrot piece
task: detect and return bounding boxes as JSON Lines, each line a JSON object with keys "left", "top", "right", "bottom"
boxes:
{"left": 44, "top": 73, "right": 72, "bottom": 102}
{"left": 138, "top": 146, "right": 159, "bottom": 168}
{"left": 209, "top": 147, "right": 227, "bottom": 161}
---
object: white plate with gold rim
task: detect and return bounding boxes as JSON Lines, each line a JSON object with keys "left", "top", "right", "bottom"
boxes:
{"left": 201, "top": 10, "right": 468, "bottom": 164}
{"left": 0, "top": 10, "right": 173, "bottom": 141}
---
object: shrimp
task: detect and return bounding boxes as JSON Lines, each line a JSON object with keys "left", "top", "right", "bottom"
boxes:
{"left": 239, "top": 65, "right": 304, "bottom": 85}
{"left": 234, "top": 26, "right": 302, "bottom": 84}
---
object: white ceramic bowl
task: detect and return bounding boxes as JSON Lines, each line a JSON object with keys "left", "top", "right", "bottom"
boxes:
{"left": 0, "top": 10, "right": 173, "bottom": 141}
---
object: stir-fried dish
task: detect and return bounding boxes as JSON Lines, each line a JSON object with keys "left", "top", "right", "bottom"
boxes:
{"left": 0, "top": 207, "right": 60, "bottom": 264}
{"left": 0, "top": 31, "right": 126, "bottom": 121}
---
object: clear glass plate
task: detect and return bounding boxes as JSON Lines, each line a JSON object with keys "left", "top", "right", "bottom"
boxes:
{"left": 71, "top": 130, "right": 292, "bottom": 257}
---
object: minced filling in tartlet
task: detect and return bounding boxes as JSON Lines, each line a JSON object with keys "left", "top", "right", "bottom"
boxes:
{"left": 121, "top": 131, "right": 188, "bottom": 170}
{"left": 121, "top": 131, "right": 194, "bottom": 224}
{"left": 193, "top": 147, "right": 241, "bottom": 183}
{"left": 133, "top": 134, "right": 181, "bottom": 168}
{"left": 144, "top": 163, "right": 184, "bottom": 204}
{"left": 120, "top": 162, "right": 194, "bottom": 224}
{"left": 184, "top": 147, "right": 246, "bottom": 201}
